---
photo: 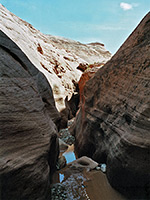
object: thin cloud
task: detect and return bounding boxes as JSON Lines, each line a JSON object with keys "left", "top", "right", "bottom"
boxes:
{"left": 132, "top": 3, "right": 140, "bottom": 7}
{"left": 90, "top": 24, "right": 127, "bottom": 31}
{"left": 62, "top": 22, "right": 127, "bottom": 31}
{"left": 120, "top": 2, "right": 133, "bottom": 11}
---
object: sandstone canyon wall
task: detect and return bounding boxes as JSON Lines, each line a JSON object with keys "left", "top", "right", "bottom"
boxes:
{"left": 0, "top": 4, "right": 111, "bottom": 111}
{"left": 0, "top": 30, "right": 60, "bottom": 200}
{"left": 73, "top": 12, "right": 150, "bottom": 198}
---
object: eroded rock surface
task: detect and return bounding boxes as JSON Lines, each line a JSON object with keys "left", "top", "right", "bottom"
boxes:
{"left": 69, "top": 156, "right": 98, "bottom": 172}
{"left": 0, "top": 31, "right": 60, "bottom": 200}
{"left": 0, "top": 4, "right": 111, "bottom": 111}
{"left": 73, "top": 12, "right": 150, "bottom": 198}
{"left": 78, "top": 63, "right": 103, "bottom": 105}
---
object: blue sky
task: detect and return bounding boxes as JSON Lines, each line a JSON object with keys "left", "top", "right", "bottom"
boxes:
{"left": 0, "top": 0, "right": 149, "bottom": 54}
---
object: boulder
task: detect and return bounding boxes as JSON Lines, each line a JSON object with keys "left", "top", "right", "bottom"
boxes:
{"left": 77, "top": 63, "right": 88, "bottom": 72}
{"left": 0, "top": 31, "right": 60, "bottom": 200}
{"left": 60, "top": 93, "right": 79, "bottom": 128}
{"left": 56, "top": 156, "right": 67, "bottom": 170}
{"left": 69, "top": 156, "right": 98, "bottom": 172}
{"left": 73, "top": 12, "right": 150, "bottom": 198}
{"left": 59, "top": 139, "right": 69, "bottom": 152}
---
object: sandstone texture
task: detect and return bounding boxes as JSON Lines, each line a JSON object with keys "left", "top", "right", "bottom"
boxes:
{"left": 78, "top": 63, "right": 104, "bottom": 105}
{"left": 0, "top": 4, "right": 111, "bottom": 111}
{"left": 69, "top": 156, "right": 98, "bottom": 172}
{"left": 73, "top": 12, "right": 150, "bottom": 197}
{"left": 0, "top": 31, "right": 60, "bottom": 200}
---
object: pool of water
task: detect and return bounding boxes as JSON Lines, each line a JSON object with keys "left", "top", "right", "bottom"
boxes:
{"left": 51, "top": 144, "right": 127, "bottom": 200}
{"left": 59, "top": 173, "right": 65, "bottom": 183}
{"left": 62, "top": 144, "right": 76, "bottom": 164}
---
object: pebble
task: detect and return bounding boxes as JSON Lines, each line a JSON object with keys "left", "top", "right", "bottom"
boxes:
{"left": 96, "top": 166, "right": 101, "bottom": 170}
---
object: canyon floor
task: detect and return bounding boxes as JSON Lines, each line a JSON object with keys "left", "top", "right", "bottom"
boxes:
{"left": 51, "top": 145, "right": 127, "bottom": 200}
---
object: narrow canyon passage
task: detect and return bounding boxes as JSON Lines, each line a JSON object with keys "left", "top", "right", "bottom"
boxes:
{"left": 0, "top": 4, "right": 150, "bottom": 200}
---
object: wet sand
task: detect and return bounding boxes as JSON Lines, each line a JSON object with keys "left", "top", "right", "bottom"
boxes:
{"left": 84, "top": 170, "right": 126, "bottom": 200}
{"left": 51, "top": 166, "right": 127, "bottom": 200}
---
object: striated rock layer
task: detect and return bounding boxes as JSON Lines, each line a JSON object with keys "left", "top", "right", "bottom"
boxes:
{"left": 78, "top": 63, "right": 104, "bottom": 106}
{"left": 0, "top": 31, "right": 60, "bottom": 200}
{"left": 73, "top": 12, "right": 150, "bottom": 197}
{"left": 0, "top": 4, "right": 111, "bottom": 111}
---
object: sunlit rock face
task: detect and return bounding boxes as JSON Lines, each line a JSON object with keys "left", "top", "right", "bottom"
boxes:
{"left": 78, "top": 63, "right": 104, "bottom": 105}
{"left": 0, "top": 4, "right": 111, "bottom": 111}
{"left": 73, "top": 12, "right": 150, "bottom": 197}
{"left": 0, "top": 31, "right": 60, "bottom": 200}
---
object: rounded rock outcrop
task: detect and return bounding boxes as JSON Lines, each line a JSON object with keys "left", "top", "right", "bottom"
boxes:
{"left": 0, "top": 31, "right": 60, "bottom": 200}
{"left": 73, "top": 12, "right": 150, "bottom": 198}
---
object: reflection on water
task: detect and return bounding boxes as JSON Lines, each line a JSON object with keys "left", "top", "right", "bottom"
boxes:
{"left": 51, "top": 144, "right": 91, "bottom": 199}
{"left": 61, "top": 172, "right": 90, "bottom": 200}
{"left": 63, "top": 151, "right": 76, "bottom": 164}
{"left": 59, "top": 173, "right": 65, "bottom": 183}
{"left": 51, "top": 144, "right": 126, "bottom": 200}
{"left": 63, "top": 144, "right": 76, "bottom": 164}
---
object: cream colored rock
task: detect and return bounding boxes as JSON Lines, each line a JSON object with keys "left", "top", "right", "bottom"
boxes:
{"left": 0, "top": 4, "right": 111, "bottom": 111}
